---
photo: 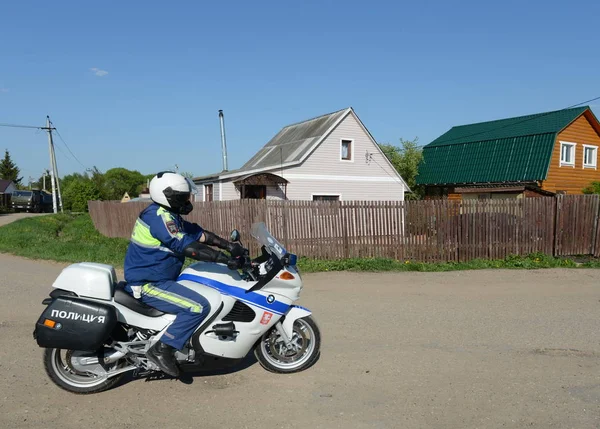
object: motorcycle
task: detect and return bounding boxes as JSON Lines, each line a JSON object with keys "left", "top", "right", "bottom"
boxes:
{"left": 33, "top": 222, "right": 321, "bottom": 394}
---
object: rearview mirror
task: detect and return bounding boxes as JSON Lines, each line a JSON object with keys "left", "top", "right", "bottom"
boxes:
{"left": 230, "top": 229, "right": 240, "bottom": 242}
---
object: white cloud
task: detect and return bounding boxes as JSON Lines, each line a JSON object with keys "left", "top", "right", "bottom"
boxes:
{"left": 0, "top": 88, "right": 9, "bottom": 93}
{"left": 90, "top": 67, "right": 109, "bottom": 77}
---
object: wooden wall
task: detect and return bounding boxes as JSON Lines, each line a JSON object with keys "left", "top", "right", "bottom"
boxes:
{"left": 543, "top": 112, "right": 600, "bottom": 194}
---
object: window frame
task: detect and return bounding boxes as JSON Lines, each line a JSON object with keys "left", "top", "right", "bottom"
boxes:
{"left": 583, "top": 144, "right": 598, "bottom": 169}
{"left": 340, "top": 139, "right": 354, "bottom": 162}
{"left": 203, "top": 183, "right": 214, "bottom": 202}
{"left": 311, "top": 193, "right": 341, "bottom": 202}
{"left": 559, "top": 141, "right": 577, "bottom": 167}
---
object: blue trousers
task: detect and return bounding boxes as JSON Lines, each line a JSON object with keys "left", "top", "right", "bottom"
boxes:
{"left": 137, "top": 281, "right": 211, "bottom": 350}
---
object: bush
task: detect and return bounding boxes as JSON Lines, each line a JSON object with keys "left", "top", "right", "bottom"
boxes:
{"left": 62, "top": 180, "right": 101, "bottom": 212}
{"left": 583, "top": 181, "right": 600, "bottom": 194}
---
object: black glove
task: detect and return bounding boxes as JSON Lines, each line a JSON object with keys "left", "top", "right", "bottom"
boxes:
{"left": 227, "top": 242, "right": 246, "bottom": 258}
{"left": 204, "top": 230, "right": 246, "bottom": 257}
{"left": 226, "top": 256, "right": 245, "bottom": 270}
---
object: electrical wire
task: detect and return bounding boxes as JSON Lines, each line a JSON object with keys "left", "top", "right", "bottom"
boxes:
{"left": 368, "top": 151, "right": 409, "bottom": 189}
{"left": 422, "top": 95, "right": 600, "bottom": 147}
{"left": 51, "top": 123, "right": 88, "bottom": 170}
{"left": 0, "top": 122, "right": 43, "bottom": 129}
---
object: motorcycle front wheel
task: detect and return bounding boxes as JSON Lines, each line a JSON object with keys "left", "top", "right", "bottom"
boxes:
{"left": 255, "top": 315, "right": 321, "bottom": 374}
{"left": 43, "top": 348, "right": 125, "bottom": 394}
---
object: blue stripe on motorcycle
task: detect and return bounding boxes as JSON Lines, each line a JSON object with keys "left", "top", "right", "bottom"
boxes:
{"left": 177, "top": 273, "right": 290, "bottom": 315}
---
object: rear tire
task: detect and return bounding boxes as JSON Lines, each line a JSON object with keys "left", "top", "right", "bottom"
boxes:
{"left": 43, "top": 348, "right": 124, "bottom": 394}
{"left": 255, "top": 315, "right": 321, "bottom": 374}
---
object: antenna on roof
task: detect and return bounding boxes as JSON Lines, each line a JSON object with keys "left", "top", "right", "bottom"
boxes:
{"left": 219, "top": 110, "right": 229, "bottom": 172}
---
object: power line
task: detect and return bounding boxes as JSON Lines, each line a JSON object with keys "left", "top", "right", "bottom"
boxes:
{"left": 51, "top": 124, "right": 88, "bottom": 170}
{"left": 367, "top": 150, "right": 408, "bottom": 189}
{"left": 0, "top": 122, "right": 43, "bottom": 130}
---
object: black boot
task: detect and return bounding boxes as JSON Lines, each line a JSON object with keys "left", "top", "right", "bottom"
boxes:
{"left": 146, "top": 341, "right": 180, "bottom": 377}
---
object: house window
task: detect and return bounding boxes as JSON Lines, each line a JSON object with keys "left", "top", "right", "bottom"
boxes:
{"left": 204, "top": 184, "right": 213, "bottom": 202}
{"left": 560, "top": 141, "right": 576, "bottom": 167}
{"left": 312, "top": 195, "right": 340, "bottom": 201}
{"left": 583, "top": 145, "right": 598, "bottom": 169}
{"left": 341, "top": 139, "right": 353, "bottom": 161}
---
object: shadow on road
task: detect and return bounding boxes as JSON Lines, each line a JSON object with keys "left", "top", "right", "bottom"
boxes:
{"left": 116, "top": 354, "right": 259, "bottom": 388}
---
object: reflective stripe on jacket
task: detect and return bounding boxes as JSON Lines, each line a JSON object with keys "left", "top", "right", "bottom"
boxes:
{"left": 124, "top": 203, "right": 203, "bottom": 285}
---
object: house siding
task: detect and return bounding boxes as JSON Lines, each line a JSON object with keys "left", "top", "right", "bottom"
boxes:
{"left": 3, "top": 183, "right": 16, "bottom": 194}
{"left": 220, "top": 181, "right": 237, "bottom": 200}
{"left": 280, "top": 112, "right": 405, "bottom": 200}
{"left": 197, "top": 111, "right": 406, "bottom": 202}
{"left": 543, "top": 114, "right": 600, "bottom": 194}
{"left": 286, "top": 113, "right": 401, "bottom": 178}
{"left": 284, "top": 179, "right": 403, "bottom": 201}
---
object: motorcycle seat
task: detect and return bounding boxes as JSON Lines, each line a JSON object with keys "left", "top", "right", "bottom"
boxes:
{"left": 113, "top": 281, "right": 166, "bottom": 318}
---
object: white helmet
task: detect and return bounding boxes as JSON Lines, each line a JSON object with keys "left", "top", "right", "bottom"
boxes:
{"left": 149, "top": 171, "right": 198, "bottom": 215}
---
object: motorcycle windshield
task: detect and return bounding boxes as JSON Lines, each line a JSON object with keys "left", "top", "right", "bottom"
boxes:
{"left": 250, "top": 222, "right": 287, "bottom": 260}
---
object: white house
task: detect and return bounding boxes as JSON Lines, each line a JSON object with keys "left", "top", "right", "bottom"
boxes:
{"left": 194, "top": 107, "right": 409, "bottom": 202}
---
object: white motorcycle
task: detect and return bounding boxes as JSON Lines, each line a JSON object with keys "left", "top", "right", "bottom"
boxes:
{"left": 33, "top": 222, "right": 321, "bottom": 394}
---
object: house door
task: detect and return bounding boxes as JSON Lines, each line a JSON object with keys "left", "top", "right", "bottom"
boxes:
{"left": 242, "top": 185, "right": 266, "bottom": 199}
{"left": 204, "top": 184, "right": 213, "bottom": 202}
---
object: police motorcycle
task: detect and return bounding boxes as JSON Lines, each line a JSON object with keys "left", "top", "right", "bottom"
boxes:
{"left": 33, "top": 222, "right": 320, "bottom": 394}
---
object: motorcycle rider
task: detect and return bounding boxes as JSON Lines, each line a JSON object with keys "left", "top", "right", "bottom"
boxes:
{"left": 123, "top": 171, "right": 245, "bottom": 377}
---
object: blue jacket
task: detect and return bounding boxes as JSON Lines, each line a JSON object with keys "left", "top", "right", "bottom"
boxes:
{"left": 124, "top": 203, "right": 204, "bottom": 285}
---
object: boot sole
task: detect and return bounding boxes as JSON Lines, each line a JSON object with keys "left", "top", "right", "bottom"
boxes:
{"left": 146, "top": 353, "right": 180, "bottom": 378}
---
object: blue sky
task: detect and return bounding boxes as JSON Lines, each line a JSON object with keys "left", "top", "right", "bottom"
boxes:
{"left": 1, "top": 0, "right": 599, "bottom": 181}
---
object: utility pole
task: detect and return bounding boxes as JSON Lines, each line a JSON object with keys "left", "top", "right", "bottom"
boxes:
{"left": 43, "top": 117, "right": 63, "bottom": 213}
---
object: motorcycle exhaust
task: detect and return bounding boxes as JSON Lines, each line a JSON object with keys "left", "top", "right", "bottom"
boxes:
{"left": 73, "top": 349, "right": 127, "bottom": 367}
{"left": 103, "top": 349, "right": 127, "bottom": 364}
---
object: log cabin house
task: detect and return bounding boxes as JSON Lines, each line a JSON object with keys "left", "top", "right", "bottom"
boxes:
{"left": 417, "top": 106, "right": 600, "bottom": 199}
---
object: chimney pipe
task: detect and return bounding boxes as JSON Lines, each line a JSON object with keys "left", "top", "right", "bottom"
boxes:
{"left": 219, "top": 109, "right": 229, "bottom": 171}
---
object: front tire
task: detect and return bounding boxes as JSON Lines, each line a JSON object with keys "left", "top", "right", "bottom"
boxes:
{"left": 255, "top": 316, "right": 321, "bottom": 374}
{"left": 43, "top": 348, "right": 124, "bottom": 394}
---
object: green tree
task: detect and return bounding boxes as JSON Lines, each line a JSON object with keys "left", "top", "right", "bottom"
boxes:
{"left": 62, "top": 179, "right": 101, "bottom": 212}
{"left": 0, "top": 149, "right": 22, "bottom": 185}
{"left": 379, "top": 137, "right": 424, "bottom": 199}
{"left": 101, "top": 167, "right": 146, "bottom": 200}
{"left": 583, "top": 182, "right": 600, "bottom": 194}
{"left": 31, "top": 169, "right": 51, "bottom": 191}
{"left": 60, "top": 172, "right": 90, "bottom": 192}
{"left": 180, "top": 171, "right": 194, "bottom": 179}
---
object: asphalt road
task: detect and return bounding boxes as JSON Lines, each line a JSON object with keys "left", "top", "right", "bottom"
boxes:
{"left": 0, "top": 212, "right": 48, "bottom": 227}
{"left": 1, "top": 254, "right": 599, "bottom": 429}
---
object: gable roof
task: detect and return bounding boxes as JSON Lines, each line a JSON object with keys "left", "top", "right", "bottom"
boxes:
{"left": 240, "top": 108, "right": 350, "bottom": 172}
{"left": 194, "top": 107, "right": 409, "bottom": 190}
{"left": 416, "top": 106, "right": 598, "bottom": 185}
{"left": 194, "top": 108, "right": 351, "bottom": 182}
{"left": 0, "top": 179, "right": 14, "bottom": 193}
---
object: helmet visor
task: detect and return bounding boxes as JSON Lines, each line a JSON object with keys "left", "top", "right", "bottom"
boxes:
{"left": 186, "top": 177, "right": 199, "bottom": 195}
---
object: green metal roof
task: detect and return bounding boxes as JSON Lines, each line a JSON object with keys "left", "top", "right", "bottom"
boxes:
{"left": 416, "top": 106, "right": 589, "bottom": 185}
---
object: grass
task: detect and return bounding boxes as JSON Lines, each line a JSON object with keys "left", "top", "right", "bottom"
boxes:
{"left": 0, "top": 213, "right": 599, "bottom": 273}
{"left": 298, "top": 253, "right": 600, "bottom": 273}
{"left": 0, "top": 213, "right": 129, "bottom": 266}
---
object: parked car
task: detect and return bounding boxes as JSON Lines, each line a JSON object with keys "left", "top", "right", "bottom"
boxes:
{"left": 11, "top": 190, "right": 54, "bottom": 213}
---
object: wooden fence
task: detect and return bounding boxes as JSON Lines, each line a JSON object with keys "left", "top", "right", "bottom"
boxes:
{"left": 88, "top": 195, "right": 600, "bottom": 262}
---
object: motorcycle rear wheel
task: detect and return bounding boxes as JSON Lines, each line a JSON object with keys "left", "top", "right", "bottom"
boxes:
{"left": 43, "top": 348, "right": 124, "bottom": 394}
{"left": 255, "top": 315, "right": 321, "bottom": 374}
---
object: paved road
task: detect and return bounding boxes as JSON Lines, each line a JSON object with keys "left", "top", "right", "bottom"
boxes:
{"left": 0, "top": 212, "right": 48, "bottom": 227}
{"left": 0, "top": 254, "right": 599, "bottom": 429}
